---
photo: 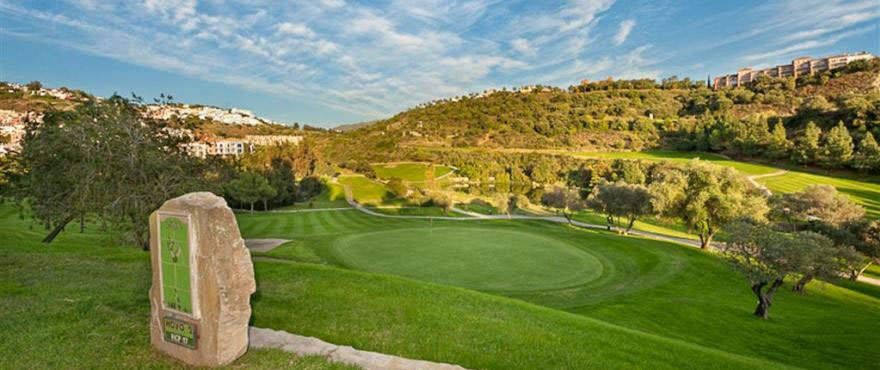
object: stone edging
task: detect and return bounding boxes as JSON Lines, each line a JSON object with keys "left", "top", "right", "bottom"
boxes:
{"left": 249, "top": 327, "right": 468, "bottom": 370}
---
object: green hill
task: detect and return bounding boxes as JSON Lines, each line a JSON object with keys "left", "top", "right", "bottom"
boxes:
{"left": 320, "top": 58, "right": 880, "bottom": 172}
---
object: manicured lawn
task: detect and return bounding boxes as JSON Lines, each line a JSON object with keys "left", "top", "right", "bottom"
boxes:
{"left": 330, "top": 226, "right": 602, "bottom": 292}
{"left": 758, "top": 170, "right": 880, "bottom": 217}
{"left": 277, "top": 182, "right": 350, "bottom": 210}
{"left": 4, "top": 202, "right": 880, "bottom": 369}
{"left": 238, "top": 208, "right": 880, "bottom": 369}
{"left": 572, "top": 211, "right": 698, "bottom": 240}
{"left": 371, "top": 162, "right": 454, "bottom": 182}
{"left": 336, "top": 176, "right": 391, "bottom": 205}
{"left": 865, "top": 264, "right": 880, "bottom": 280}
{"left": 573, "top": 151, "right": 781, "bottom": 175}
{"left": 365, "top": 206, "right": 464, "bottom": 217}
{"left": 0, "top": 204, "right": 355, "bottom": 369}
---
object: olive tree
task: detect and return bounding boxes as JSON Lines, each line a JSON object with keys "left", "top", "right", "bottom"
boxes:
{"left": 15, "top": 96, "right": 208, "bottom": 247}
{"left": 650, "top": 161, "right": 768, "bottom": 248}
{"left": 541, "top": 186, "right": 585, "bottom": 224}
{"left": 770, "top": 184, "right": 864, "bottom": 231}
{"left": 586, "top": 180, "right": 653, "bottom": 234}
{"left": 722, "top": 221, "right": 833, "bottom": 319}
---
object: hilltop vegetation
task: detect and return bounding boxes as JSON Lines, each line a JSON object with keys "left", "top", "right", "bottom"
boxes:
{"left": 324, "top": 58, "right": 880, "bottom": 174}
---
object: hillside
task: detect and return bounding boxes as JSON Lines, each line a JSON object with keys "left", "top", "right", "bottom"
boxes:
{"left": 321, "top": 58, "right": 880, "bottom": 166}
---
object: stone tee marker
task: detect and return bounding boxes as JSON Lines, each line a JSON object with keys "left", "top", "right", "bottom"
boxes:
{"left": 149, "top": 192, "right": 256, "bottom": 366}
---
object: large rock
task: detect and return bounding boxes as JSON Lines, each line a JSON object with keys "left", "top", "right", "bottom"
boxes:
{"left": 149, "top": 192, "right": 256, "bottom": 366}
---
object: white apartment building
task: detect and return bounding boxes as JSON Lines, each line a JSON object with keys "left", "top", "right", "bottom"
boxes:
{"left": 713, "top": 52, "right": 875, "bottom": 89}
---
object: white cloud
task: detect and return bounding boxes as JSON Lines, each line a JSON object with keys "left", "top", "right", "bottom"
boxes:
{"left": 318, "top": 0, "right": 345, "bottom": 9}
{"left": 743, "top": 25, "right": 875, "bottom": 62}
{"left": 511, "top": 38, "right": 535, "bottom": 55}
{"left": 613, "top": 19, "right": 635, "bottom": 46}
{"left": 276, "top": 22, "right": 315, "bottom": 38}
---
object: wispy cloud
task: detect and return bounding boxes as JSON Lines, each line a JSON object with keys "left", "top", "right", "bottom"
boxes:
{"left": 743, "top": 25, "right": 875, "bottom": 62}
{"left": 1, "top": 0, "right": 875, "bottom": 124}
{"left": 613, "top": 19, "right": 635, "bottom": 46}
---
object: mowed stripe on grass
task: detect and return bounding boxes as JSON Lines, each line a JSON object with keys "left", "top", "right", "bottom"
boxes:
{"left": 758, "top": 170, "right": 880, "bottom": 217}
{"left": 238, "top": 208, "right": 880, "bottom": 369}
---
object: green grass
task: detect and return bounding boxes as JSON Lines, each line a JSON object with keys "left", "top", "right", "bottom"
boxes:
{"left": 573, "top": 151, "right": 781, "bottom": 175}
{"left": 457, "top": 202, "right": 498, "bottom": 215}
{"left": 365, "top": 206, "right": 465, "bottom": 217}
{"left": 371, "top": 162, "right": 454, "bottom": 182}
{"left": 5, "top": 202, "right": 880, "bottom": 369}
{"left": 865, "top": 264, "right": 880, "bottom": 280}
{"left": 0, "top": 204, "right": 355, "bottom": 369}
{"left": 237, "top": 208, "right": 880, "bottom": 369}
{"left": 336, "top": 176, "right": 391, "bottom": 205}
{"left": 758, "top": 170, "right": 880, "bottom": 218}
{"left": 572, "top": 211, "right": 698, "bottom": 240}
{"left": 278, "top": 182, "right": 350, "bottom": 210}
{"left": 330, "top": 226, "right": 602, "bottom": 292}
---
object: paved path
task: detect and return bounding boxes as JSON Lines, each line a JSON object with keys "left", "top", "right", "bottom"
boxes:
{"left": 344, "top": 194, "right": 712, "bottom": 248}
{"left": 746, "top": 170, "right": 788, "bottom": 196}
{"left": 858, "top": 275, "right": 880, "bottom": 286}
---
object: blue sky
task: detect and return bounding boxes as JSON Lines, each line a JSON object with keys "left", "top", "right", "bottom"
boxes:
{"left": 0, "top": 1, "right": 877, "bottom": 127}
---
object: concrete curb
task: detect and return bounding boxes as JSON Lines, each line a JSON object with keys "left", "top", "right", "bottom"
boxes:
{"left": 249, "top": 327, "right": 467, "bottom": 370}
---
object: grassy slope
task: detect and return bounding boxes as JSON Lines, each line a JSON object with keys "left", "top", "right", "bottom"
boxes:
{"left": 336, "top": 176, "right": 390, "bottom": 205}
{"left": 4, "top": 202, "right": 878, "bottom": 369}
{"left": 865, "top": 264, "right": 880, "bottom": 280}
{"left": 371, "top": 162, "right": 453, "bottom": 182}
{"left": 757, "top": 169, "right": 880, "bottom": 217}
{"left": 0, "top": 205, "right": 355, "bottom": 369}
{"left": 573, "top": 150, "right": 781, "bottom": 175}
{"left": 239, "top": 209, "right": 880, "bottom": 369}
{"left": 277, "top": 182, "right": 350, "bottom": 210}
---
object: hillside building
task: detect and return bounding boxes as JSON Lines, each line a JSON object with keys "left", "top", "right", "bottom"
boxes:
{"left": 713, "top": 52, "right": 875, "bottom": 89}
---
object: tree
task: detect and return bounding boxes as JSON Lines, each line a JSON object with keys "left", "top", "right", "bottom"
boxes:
{"left": 430, "top": 192, "right": 453, "bottom": 215}
{"left": 15, "top": 96, "right": 207, "bottom": 247}
{"left": 722, "top": 221, "right": 831, "bottom": 319}
{"left": 225, "top": 172, "right": 276, "bottom": 212}
{"left": 25, "top": 80, "right": 42, "bottom": 91}
{"left": 541, "top": 187, "right": 585, "bottom": 224}
{"left": 493, "top": 192, "right": 511, "bottom": 217}
{"left": 854, "top": 132, "right": 880, "bottom": 171}
{"left": 770, "top": 184, "right": 864, "bottom": 230}
{"left": 650, "top": 161, "right": 769, "bottom": 248}
{"left": 611, "top": 160, "right": 646, "bottom": 184}
{"left": 767, "top": 122, "right": 791, "bottom": 159}
{"left": 386, "top": 177, "right": 408, "bottom": 198}
{"left": 820, "top": 121, "right": 854, "bottom": 167}
{"left": 791, "top": 122, "right": 822, "bottom": 164}
{"left": 586, "top": 181, "right": 653, "bottom": 234}
{"left": 265, "top": 157, "right": 296, "bottom": 208}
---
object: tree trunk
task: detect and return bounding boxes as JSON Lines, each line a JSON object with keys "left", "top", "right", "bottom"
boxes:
{"left": 42, "top": 215, "right": 75, "bottom": 244}
{"left": 263, "top": 199, "right": 268, "bottom": 211}
{"left": 625, "top": 217, "right": 636, "bottom": 234}
{"left": 250, "top": 202, "right": 255, "bottom": 212}
{"left": 699, "top": 232, "right": 714, "bottom": 249}
{"left": 753, "top": 278, "right": 784, "bottom": 319}
{"left": 852, "top": 261, "right": 873, "bottom": 281}
{"left": 793, "top": 273, "right": 813, "bottom": 294}
{"left": 80, "top": 216, "right": 85, "bottom": 233}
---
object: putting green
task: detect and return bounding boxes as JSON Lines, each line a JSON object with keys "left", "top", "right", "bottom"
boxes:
{"left": 331, "top": 227, "right": 602, "bottom": 292}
